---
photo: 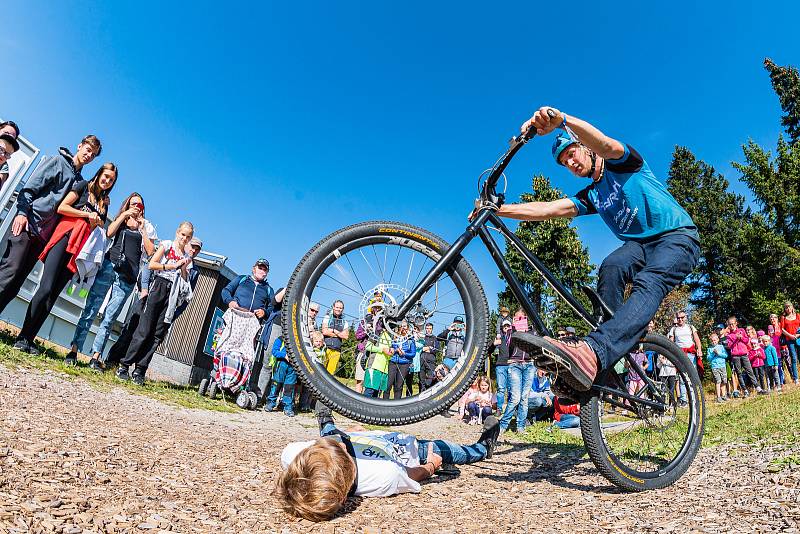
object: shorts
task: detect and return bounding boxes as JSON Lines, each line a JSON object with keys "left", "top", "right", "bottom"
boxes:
{"left": 711, "top": 367, "right": 727, "bottom": 384}
{"left": 354, "top": 351, "right": 366, "bottom": 381}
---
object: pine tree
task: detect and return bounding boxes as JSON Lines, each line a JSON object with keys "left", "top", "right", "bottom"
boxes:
{"left": 497, "top": 175, "right": 594, "bottom": 334}
{"left": 667, "top": 146, "right": 755, "bottom": 322}
{"left": 764, "top": 58, "right": 800, "bottom": 143}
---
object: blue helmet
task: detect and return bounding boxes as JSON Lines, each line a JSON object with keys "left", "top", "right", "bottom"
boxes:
{"left": 552, "top": 133, "right": 578, "bottom": 165}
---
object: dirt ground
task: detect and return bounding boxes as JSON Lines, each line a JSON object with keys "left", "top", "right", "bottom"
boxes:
{"left": 1, "top": 366, "right": 799, "bottom": 534}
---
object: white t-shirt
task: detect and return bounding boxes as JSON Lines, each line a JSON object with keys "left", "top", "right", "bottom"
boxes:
{"left": 280, "top": 431, "right": 421, "bottom": 498}
{"left": 669, "top": 324, "right": 696, "bottom": 349}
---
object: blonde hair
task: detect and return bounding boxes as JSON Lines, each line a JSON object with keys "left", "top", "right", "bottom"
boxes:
{"left": 311, "top": 331, "right": 324, "bottom": 345}
{"left": 177, "top": 221, "right": 194, "bottom": 234}
{"left": 275, "top": 439, "right": 356, "bottom": 522}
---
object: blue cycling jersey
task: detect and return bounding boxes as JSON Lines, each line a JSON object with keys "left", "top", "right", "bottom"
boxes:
{"left": 568, "top": 144, "right": 698, "bottom": 242}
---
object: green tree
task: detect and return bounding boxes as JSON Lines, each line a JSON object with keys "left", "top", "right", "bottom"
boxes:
{"left": 764, "top": 58, "right": 800, "bottom": 143}
{"left": 667, "top": 146, "right": 753, "bottom": 322}
{"left": 497, "top": 175, "right": 594, "bottom": 334}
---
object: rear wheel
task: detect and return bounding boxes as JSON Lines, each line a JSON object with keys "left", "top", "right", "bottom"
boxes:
{"left": 580, "top": 333, "right": 705, "bottom": 491}
{"left": 282, "top": 221, "right": 490, "bottom": 425}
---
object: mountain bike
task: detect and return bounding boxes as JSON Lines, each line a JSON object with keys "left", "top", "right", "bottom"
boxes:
{"left": 282, "top": 124, "right": 705, "bottom": 491}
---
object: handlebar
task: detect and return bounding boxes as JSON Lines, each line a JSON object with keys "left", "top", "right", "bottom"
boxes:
{"left": 480, "top": 109, "right": 556, "bottom": 206}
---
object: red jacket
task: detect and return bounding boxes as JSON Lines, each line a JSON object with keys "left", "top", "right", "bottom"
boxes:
{"left": 38, "top": 216, "right": 92, "bottom": 274}
{"left": 553, "top": 397, "right": 580, "bottom": 422}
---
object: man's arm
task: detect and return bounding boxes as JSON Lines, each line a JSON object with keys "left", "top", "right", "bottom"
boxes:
{"left": 497, "top": 198, "right": 578, "bottom": 221}
{"left": 405, "top": 464, "right": 436, "bottom": 482}
{"left": 220, "top": 278, "right": 238, "bottom": 307}
{"left": 524, "top": 107, "right": 626, "bottom": 160}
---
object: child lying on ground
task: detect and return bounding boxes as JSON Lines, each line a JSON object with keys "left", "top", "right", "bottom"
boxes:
{"left": 275, "top": 405, "right": 501, "bottom": 522}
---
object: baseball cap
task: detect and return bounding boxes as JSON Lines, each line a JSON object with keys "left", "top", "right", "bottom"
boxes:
{"left": 189, "top": 237, "right": 202, "bottom": 248}
{"left": 501, "top": 319, "right": 512, "bottom": 327}
{"left": 0, "top": 133, "right": 19, "bottom": 153}
{"left": 255, "top": 258, "right": 270, "bottom": 268}
{"left": 454, "top": 316, "right": 464, "bottom": 323}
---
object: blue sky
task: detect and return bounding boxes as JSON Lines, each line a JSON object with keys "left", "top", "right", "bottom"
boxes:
{"left": 2, "top": 1, "right": 798, "bottom": 310}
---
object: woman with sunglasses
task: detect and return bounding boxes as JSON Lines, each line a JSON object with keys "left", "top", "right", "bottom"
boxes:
{"left": 66, "top": 192, "right": 156, "bottom": 368}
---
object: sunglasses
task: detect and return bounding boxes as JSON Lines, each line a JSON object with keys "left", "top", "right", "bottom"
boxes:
{"left": 0, "top": 146, "right": 11, "bottom": 159}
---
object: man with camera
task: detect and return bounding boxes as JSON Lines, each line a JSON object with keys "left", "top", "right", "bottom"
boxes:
{"left": 438, "top": 316, "right": 466, "bottom": 371}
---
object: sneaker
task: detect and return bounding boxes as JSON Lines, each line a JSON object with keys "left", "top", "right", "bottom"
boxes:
{"left": 732, "top": 390, "right": 741, "bottom": 399}
{"left": 64, "top": 351, "right": 78, "bottom": 366}
{"left": 512, "top": 332, "right": 598, "bottom": 391}
{"left": 721, "top": 396, "right": 729, "bottom": 401}
{"left": 116, "top": 366, "right": 130, "bottom": 381}
{"left": 314, "top": 402, "right": 334, "bottom": 430}
{"left": 743, "top": 390, "right": 750, "bottom": 398}
{"left": 758, "top": 389, "right": 768, "bottom": 395}
{"left": 12, "top": 338, "right": 39, "bottom": 356}
{"left": 88, "top": 358, "right": 103, "bottom": 372}
{"left": 284, "top": 410, "right": 296, "bottom": 418}
{"left": 263, "top": 402, "right": 276, "bottom": 412}
{"left": 131, "top": 372, "right": 145, "bottom": 386}
{"left": 716, "top": 396, "right": 724, "bottom": 403}
{"left": 470, "top": 416, "right": 479, "bottom": 426}
{"left": 478, "top": 415, "right": 501, "bottom": 459}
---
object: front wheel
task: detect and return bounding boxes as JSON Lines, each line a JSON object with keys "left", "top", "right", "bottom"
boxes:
{"left": 580, "top": 333, "right": 705, "bottom": 491}
{"left": 282, "top": 221, "right": 490, "bottom": 425}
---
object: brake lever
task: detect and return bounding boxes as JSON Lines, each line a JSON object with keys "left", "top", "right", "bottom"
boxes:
{"left": 509, "top": 108, "right": 558, "bottom": 146}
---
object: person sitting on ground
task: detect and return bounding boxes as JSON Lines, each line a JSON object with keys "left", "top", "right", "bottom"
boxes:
{"left": 550, "top": 397, "right": 580, "bottom": 430}
{"left": 465, "top": 376, "right": 494, "bottom": 425}
{"left": 458, "top": 377, "right": 480, "bottom": 422}
{"left": 276, "top": 406, "right": 501, "bottom": 522}
{"left": 265, "top": 335, "right": 298, "bottom": 417}
{"left": 527, "top": 368, "right": 554, "bottom": 422}
{"left": 706, "top": 332, "right": 729, "bottom": 403}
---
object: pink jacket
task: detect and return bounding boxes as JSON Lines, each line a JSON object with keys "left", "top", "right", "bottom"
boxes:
{"left": 748, "top": 344, "right": 765, "bottom": 367}
{"left": 726, "top": 328, "right": 749, "bottom": 356}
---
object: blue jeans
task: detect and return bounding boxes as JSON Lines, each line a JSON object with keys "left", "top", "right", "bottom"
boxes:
{"left": 71, "top": 261, "right": 135, "bottom": 357}
{"left": 587, "top": 233, "right": 700, "bottom": 369}
{"left": 554, "top": 414, "right": 580, "bottom": 429}
{"left": 319, "top": 424, "right": 487, "bottom": 465}
{"left": 789, "top": 344, "right": 799, "bottom": 381}
{"left": 499, "top": 362, "right": 535, "bottom": 431}
{"left": 495, "top": 365, "right": 509, "bottom": 416}
{"left": 267, "top": 360, "right": 296, "bottom": 412}
{"left": 528, "top": 395, "right": 554, "bottom": 421}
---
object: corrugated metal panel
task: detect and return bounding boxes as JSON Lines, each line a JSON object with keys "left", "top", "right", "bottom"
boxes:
{"left": 159, "top": 266, "right": 219, "bottom": 365}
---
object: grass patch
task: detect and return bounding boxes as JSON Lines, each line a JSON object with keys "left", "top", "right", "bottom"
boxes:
{"left": 0, "top": 330, "right": 237, "bottom": 413}
{"left": 515, "top": 385, "right": 800, "bottom": 450}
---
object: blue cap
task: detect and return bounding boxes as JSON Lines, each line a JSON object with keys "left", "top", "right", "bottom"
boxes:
{"left": 552, "top": 133, "right": 577, "bottom": 165}
{"left": 454, "top": 316, "right": 464, "bottom": 323}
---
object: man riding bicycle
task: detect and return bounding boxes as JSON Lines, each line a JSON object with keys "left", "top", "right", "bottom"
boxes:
{"left": 500, "top": 106, "right": 700, "bottom": 395}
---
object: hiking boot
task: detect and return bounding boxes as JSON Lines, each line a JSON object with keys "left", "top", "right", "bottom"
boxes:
{"left": 131, "top": 371, "right": 145, "bottom": 386}
{"left": 512, "top": 332, "right": 598, "bottom": 391}
{"left": 116, "top": 366, "right": 130, "bottom": 381}
{"left": 478, "top": 415, "right": 501, "bottom": 459}
{"left": 88, "top": 358, "right": 103, "bottom": 372}
{"left": 64, "top": 351, "right": 78, "bottom": 366}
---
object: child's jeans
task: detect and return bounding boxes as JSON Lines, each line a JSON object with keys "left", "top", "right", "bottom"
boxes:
{"left": 752, "top": 365, "right": 767, "bottom": 391}
{"left": 553, "top": 414, "right": 580, "bottom": 429}
{"left": 466, "top": 401, "right": 492, "bottom": 421}
{"left": 767, "top": 365, "right": 781, "bottom": 390}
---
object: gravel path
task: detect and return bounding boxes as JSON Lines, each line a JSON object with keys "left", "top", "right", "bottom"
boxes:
{"left": 1, "top": 366, "right": 798, "bottom": 533}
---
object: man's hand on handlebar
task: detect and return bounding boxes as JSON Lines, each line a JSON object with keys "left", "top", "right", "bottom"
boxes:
{"left": 520, "top": 106, "right": 563, "bottom": 137}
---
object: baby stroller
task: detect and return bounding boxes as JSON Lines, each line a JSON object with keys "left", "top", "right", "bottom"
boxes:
{"left": 198, "top": 308, "right": 261, "bottom": 409}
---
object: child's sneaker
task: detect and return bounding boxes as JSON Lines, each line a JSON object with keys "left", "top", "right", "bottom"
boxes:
{"left": 732, "top": 390, "right": 740, "bottom": 398}
{"left": 263, "top": 402, "right": 276, "bottom": 412}
{"left": 716, "top": 396, "right": 724, "bottom": 403}
{"left": 284, "top": 409, "right": 296, "bottom": 418}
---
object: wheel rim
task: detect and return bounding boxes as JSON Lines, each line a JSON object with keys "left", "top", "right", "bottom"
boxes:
{"left": 594, "top": 342, "right": 701, "bottom": 478}
{"left": 289, "top": 233, "right": 479, "bottom": 407}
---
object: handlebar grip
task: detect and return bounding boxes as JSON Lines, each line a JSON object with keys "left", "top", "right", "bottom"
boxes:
{"left": 519, "top": 108, "right": 558, "bottom": 141}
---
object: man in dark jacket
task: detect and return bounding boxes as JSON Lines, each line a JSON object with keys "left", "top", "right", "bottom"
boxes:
{"left": 221, "top": 258, "right": 273, "bottom": 319}
{"left": 419, "top": 322, "right": 440, "bottom": 392}
{"left": 0, "top": 136, "right": 100, "bottom": 349}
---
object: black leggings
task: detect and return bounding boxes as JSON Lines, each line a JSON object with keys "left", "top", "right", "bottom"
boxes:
{"left": 18, "top": 235, "right": 74, "bottom": 343}
{"left": 384, "top": 362, "right": 410, "bottom": 399}
{"left": 105, "top": 294, "right": 145, "bottom": 365}
{"left": 0, "top": 229, "right": 46, "bottom": 315}
{"left": 731, "top": 355, "right": 758, "bottom": 391}
{"left": 121, "top": 277, "right": 171, "bottom": 370}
